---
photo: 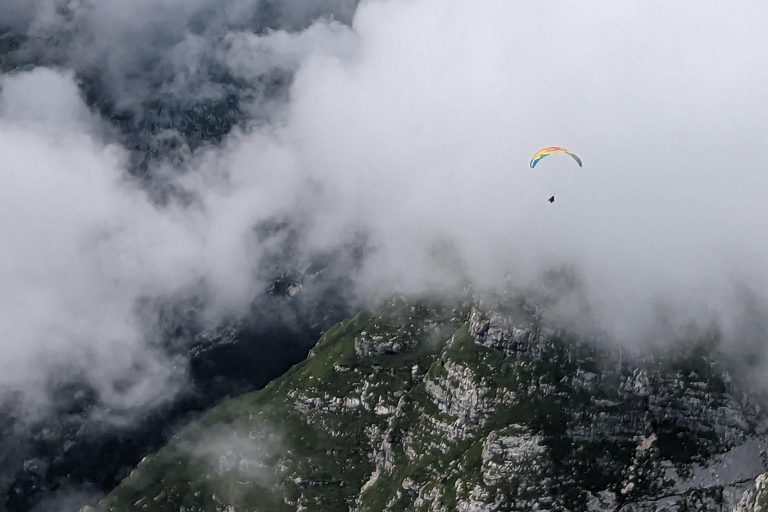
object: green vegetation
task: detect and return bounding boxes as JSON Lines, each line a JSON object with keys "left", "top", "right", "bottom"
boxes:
{"left": 93, "top": 296, "right": 767, "bottom": 512}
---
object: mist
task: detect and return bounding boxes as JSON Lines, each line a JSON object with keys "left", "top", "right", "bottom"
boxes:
{"left": 214, "top": 0, "right": 768, "bottom": 342}
{"left": 2, "top": 0, "right": 768, "bottom": 509}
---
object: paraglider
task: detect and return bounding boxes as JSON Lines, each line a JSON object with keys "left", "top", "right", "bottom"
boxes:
{"left": 529, "top": 147, "right": 582, "bottom": 169}
{"left": 530, "top": 147, "right": 581, "bottom": 203}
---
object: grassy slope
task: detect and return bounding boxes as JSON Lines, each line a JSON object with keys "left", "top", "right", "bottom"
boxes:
{"left": 95, "top": 299, "right": 468, "bottom": 512}
{"left": 94, "top": 297, "right": 743, "bottom": 512}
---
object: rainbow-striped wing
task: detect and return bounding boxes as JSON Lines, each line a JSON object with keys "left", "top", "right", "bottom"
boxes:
{"left": 529, "top": 147, "right": 582, "bottom": 168}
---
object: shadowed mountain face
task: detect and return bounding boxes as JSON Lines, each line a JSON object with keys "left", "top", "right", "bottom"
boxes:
{"left": 0, "top": 2, "right": 360, "bottom": 510}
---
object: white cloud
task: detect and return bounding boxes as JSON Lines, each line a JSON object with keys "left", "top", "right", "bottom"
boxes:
{"left": 278, "top": 0, "right": 768, "bottom": 339}
{"left": 0, "top": 69, "right": 200, "bottom": 417}
{"left": 3, "top": 0, "right": 768, "bottom": 424}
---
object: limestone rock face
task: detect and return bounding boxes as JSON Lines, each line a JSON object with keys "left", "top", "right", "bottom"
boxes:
{"left": 735, "top": 473, "right": 768, "bottom": 512}
{"left": 92, "top": 298, "right": 768, "bottom": 512}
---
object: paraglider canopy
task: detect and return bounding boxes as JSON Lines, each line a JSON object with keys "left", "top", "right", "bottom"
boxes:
{"left": 530, "top": 147, "right": 582, "bottom": 169}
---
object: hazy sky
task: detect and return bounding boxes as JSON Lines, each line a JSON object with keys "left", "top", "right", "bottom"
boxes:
{"left": 2, "top": 0, "right": 768, "bottom": 421}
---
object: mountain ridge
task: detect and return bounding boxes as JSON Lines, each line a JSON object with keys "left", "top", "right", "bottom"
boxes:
{"left": 89, "top": 296, "right": 768, "bottom": 511}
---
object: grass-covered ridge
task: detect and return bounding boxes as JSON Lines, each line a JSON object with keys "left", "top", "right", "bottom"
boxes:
{"left": 92, "top": 296, "right": 768, "bottom": 512}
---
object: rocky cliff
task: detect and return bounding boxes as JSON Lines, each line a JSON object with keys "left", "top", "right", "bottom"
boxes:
{"left": 89, "top": 297, "right": 768, "bottom": 511}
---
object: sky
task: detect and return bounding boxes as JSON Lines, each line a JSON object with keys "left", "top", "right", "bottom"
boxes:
{"left": 2, "top": 0, "right": 768, "bottom": 458}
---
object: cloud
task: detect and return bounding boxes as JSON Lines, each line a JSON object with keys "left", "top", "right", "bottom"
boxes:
{"left": 185, "top": 424, "right": 282, "bottom": 484}
{"left": 4, "top": 1, "right": 768, "bottom": 509}
{"left": 0, "top": 69, "right": 195, "bottom": 417}
{"left": 0, "top": 15, "right": 356, "bottom": 423}
{"left": 3, "top": 0, "right": 768, "bottom": 463}
{"left": 253, "top": 0, "right": 768, "bottom": 342}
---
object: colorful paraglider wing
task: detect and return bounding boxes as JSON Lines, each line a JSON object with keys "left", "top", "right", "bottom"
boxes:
{"left": 529, "top": 147, "right": 582, "bottom": 168}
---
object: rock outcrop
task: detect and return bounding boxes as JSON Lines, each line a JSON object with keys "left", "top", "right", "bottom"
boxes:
{"left": 90, "top": 298, "right": 768, "bottom": 512}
